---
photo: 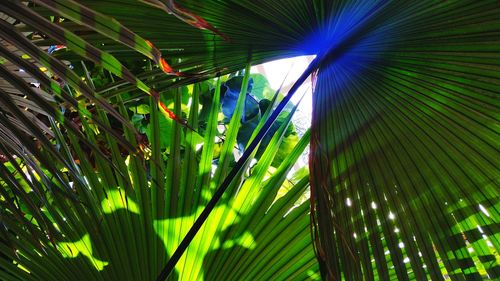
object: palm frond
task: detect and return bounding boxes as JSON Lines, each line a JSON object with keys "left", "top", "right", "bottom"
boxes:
{"left": 308, "top": 1, "right": 500, "bottom": 280}
{"left": 0, "top": 1, "right": 498, "bottom": 280}
{"left": 0, "top": 50, "right": 317, "bottom": 281}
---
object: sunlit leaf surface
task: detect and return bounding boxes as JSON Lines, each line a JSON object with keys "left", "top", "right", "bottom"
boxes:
{"left": 0, "top": 1, "right": 498, "bottom": 280}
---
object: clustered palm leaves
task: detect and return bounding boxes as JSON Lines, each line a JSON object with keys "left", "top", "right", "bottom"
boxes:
{"left": 0, "top": 0, "right": 498, "bottom": 280}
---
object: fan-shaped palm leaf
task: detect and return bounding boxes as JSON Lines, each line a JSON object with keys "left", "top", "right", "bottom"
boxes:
{"left": 0, "top": 0, "right": 498, "bottom": 280}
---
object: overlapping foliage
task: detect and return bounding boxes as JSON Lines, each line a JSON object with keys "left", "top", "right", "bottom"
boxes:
{"left": 0, "top": 38, "right": 316, "bottom": 281}
{"left": 0, "top": 1, "right": 317, "bottom": 280}
{"left": 0, "top": 0, "right": 499, "bottom": 280}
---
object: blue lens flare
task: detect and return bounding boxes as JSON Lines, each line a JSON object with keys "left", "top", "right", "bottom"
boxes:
{"left": 294, "top": 1, "right": 393, "bottom": 75}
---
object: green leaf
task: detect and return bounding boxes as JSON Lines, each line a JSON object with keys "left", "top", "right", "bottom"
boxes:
{"left": 129, "top": 104, "right": 150, "bottom": 115}
{"left": 2, "top": 1, "right": 497, "bottom": 281}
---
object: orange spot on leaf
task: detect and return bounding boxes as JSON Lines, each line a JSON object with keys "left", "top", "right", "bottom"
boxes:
{"left": 160, "top": 58, "right": 175, "bottom": 74}
{"left": 159, "top": 101, "right": 177, "bottom": 120}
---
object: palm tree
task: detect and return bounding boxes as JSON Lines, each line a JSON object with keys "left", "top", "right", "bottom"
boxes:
{"left": 0, "top": 0, "right": 498, "bottom": 280}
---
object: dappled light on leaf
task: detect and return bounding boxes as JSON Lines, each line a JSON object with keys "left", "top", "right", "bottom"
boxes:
{"left": 0, "top": 1, "right": 497, "bottom": 281}
{"left": 58, "top": 234, "right": 109, "bottom": 271}
{"left": 101, "top": 189, "right": 140, "bottom": 215}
